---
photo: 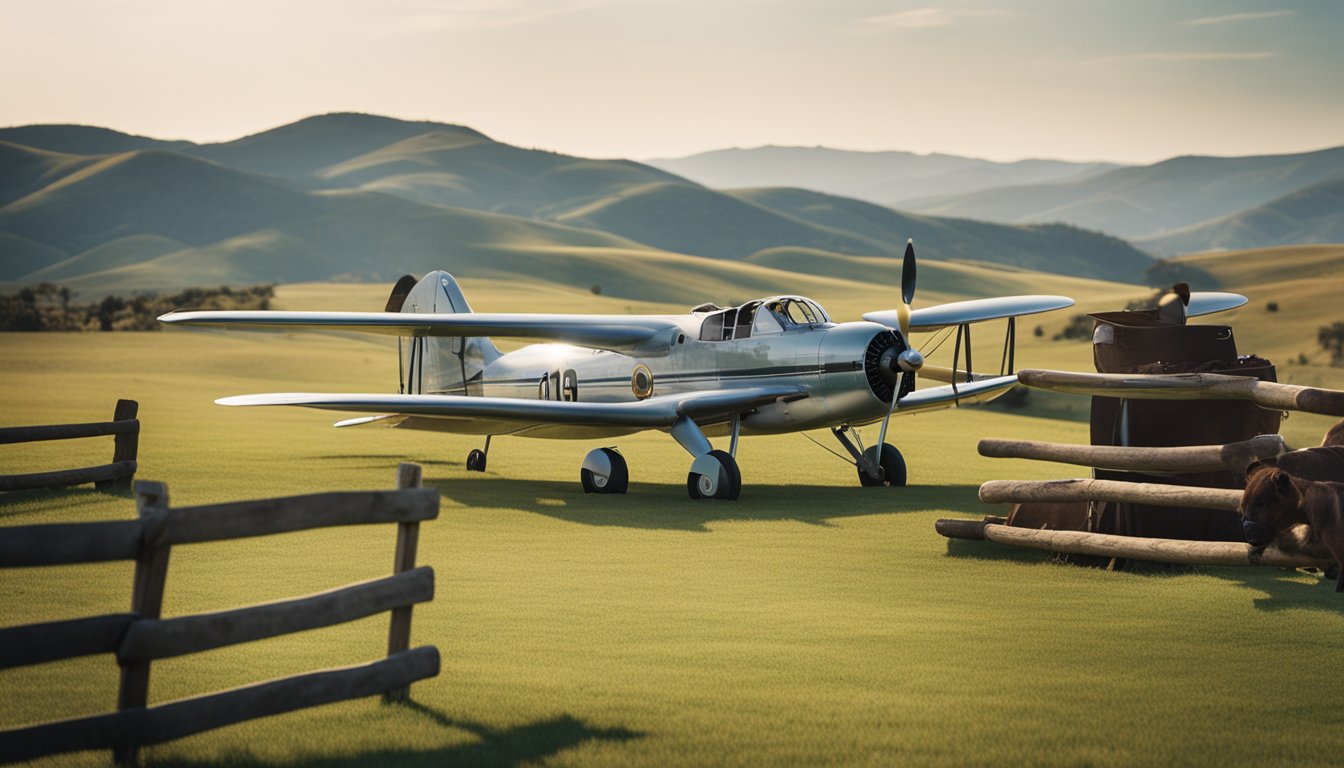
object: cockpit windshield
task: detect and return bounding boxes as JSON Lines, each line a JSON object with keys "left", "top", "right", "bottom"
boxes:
{"left": 697, "top": 296, "right": 831, "bottom": 341}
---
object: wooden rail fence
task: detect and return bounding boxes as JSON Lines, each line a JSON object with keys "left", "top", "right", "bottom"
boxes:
{"left": 0, "top": 399, "right": 139, "bottom": 492}
{"left": 0, "top": 463, "right": 440, "bottom": 766}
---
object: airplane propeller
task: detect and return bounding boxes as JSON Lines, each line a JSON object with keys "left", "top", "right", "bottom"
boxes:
{"left": 870, "top": 240, "right": 925, "bottom": 482}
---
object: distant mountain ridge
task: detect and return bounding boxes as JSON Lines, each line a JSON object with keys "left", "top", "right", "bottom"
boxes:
{"left": 645, "top": 145, "right": 1122, "bottom": 205}
{"left": 646, "top": 142, "right": 1344, "bottom": 250}
{"left": 899, "top": 146, "right": 1344, "bottom": 240}
{"left": 0, "top": 113, "right": 1155, "bottom": 295}
{"left": 1141, "top": 176, "right": 1344, "bottom": 256}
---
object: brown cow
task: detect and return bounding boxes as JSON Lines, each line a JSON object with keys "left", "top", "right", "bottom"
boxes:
{"left": 1323, "top": 418, "right": 1344, "bottom": 448}
{"left": 1240, "top": 468, "right": 1344, "bottom": 590}
{"left": 1246, "top": 446, "right": 1344, "bottom": 482}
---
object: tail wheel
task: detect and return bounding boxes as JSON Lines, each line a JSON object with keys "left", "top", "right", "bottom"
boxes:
{"left": 857, "top": 444, "right": 906, "bottom": 487}
{"left": 687, "top": 449, "right": 741, "bottom": 501}
{"left": 466, "top": 449, "right": 487, "bottom": 472}
{"left": 581, "top": 447, "right": 628, "bottom": 494}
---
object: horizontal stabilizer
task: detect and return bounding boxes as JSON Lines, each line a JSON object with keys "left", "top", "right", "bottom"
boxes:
{"left": 864, "top": 295, "right": 1075, "bottom": 332}
{"left": 160, "top": 310, "right": 682, "bottom": 351}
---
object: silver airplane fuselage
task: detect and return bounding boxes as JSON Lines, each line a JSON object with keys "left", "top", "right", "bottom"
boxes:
{"left": 472, "top": 320, "right": 898, "bottom": 438}
{"left": 399, "top": 281, "right": 907, "bottom": 439}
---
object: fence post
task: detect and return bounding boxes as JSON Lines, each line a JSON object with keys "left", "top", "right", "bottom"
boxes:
{"left": 96, "top": 399, "right": 139, "bottom": 492}
{"left": 383, "top": 463, "right": 423, "bottom": 703}
{"left": 114, "top": 480, "right": 171, "bottom": 767}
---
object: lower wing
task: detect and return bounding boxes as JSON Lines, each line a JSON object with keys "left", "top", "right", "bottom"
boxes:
{"left": 897, "top": 375, "right": 1018, "bottom": 413}
{"left": 216, "top": 386, "right": 807, "bottom": 435}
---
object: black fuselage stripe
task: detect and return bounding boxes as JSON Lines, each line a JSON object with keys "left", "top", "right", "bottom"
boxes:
{"left": 482, "top": 363, "right": 861, "bottom": 388}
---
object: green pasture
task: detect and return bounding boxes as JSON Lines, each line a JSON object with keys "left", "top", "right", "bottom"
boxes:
{"left": 3, "top": 274, "right": 1344, "bottom": 767}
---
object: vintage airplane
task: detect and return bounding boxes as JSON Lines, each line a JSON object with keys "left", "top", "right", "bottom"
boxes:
{"left": 159, "top": 243, "right": 1076, "bottom": 500}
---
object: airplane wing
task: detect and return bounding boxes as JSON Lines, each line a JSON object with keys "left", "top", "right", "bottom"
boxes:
{"left": 215, "top": 385, "right": 807, "bottom": 436}
{"left": 159, "top": 310, "right": 683, "bottom": 351}
{"left": 863, "top": 295, "right": 1075, "bottom": 332}
{"left": 896, "top": 375, "right": 1019, "bottom": 413}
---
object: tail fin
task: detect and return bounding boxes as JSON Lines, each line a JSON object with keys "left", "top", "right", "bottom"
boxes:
{"left": 393, "top": 271, "right": 501, "bottom": 395}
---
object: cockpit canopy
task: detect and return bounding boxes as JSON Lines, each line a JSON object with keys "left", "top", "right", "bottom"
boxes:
{"left": 696, "top": 296, "right": 832, "bottom": 341}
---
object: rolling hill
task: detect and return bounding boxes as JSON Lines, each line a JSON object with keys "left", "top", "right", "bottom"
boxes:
{"left": 1141, "top": 177, "right": 1344, "bottom": 256}
{"left": 644, "top": 146, "right": 1120, "bottom": 205}
{"left": 1, "top": 113, "right": 1159, "bottom": 295}
{"left": 899, "top": 145, "right": 1344, "bottom": 240}
{"left": 728, "top": 188, "right": 1150, "bottom": 283}
{"left": 1161, "top": 245, "right": 1344, "bottom": 381}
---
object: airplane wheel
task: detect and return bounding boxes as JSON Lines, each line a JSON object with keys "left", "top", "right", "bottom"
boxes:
{"left": 687, "top": 449, "right": 741, "bottom": 501}
{"left": 581, "top": 447, "right": 628, "bottom": 494}
{"left": 466, "top": 449, "right": 487, "bottom": 472}
{"left": 857, "top": 444, "right": 906, "bottom": 487}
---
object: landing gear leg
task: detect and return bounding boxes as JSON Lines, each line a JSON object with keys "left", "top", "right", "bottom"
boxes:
{"left": 581, "top": 447, "right": 629, "bottom": 494}
{"left": 673, "top": 416, "right": 741, "bottom": 501}
{"left": 466, "top": 435, "right": 491, "bottom": 472}
{"left": 832, "top": 426, "right": 906, "bottom": 487}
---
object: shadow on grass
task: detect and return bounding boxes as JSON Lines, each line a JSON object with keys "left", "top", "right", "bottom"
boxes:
{"left": 309, "top": 453, "right": 457, "bottom": 469}
{"left": 0, "top": 484, "right": 134, "bottom": 518}
{"left": 1210, "top": 567, "right": 1344, "bottom": 614}
{"left": 154, "top": 705, "right": 642, "bottom": 768}
{"left": 940, "top": 535, "right": 1048, "bottom": 564}
{"left": 428, "top": 474, "right": 985, "bottom": 532}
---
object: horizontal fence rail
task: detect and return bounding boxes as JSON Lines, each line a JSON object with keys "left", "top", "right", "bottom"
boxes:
{"left": 0, "top": 399, "right": 139, "bottom": 492}
{"left": 117, "top": 566, "right": 435, "bottom": 663}
{"left": 0, "top": 647, "right": 441, "bottom": 765}
{"left": 943, "top": 522, "right": 1332, "bottom": 570}
{"left": 0, "top": 463, "right": 439, "bottom": 767}
{"left": 977, "top": 435, "right": 1289, "bottom": 474}
{"left": 0, "top": 418, "right": 139, "bottom": 445}
{"left": 1016, "top": 369, "right": 1344, "bottom": 417}
{"left": 979, "top": 478, "right": 1244, "bottom": 512}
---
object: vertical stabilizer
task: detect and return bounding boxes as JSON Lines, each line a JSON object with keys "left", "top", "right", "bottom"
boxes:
{"left": 392, "top": 272, "right": 500, "bottom": 395}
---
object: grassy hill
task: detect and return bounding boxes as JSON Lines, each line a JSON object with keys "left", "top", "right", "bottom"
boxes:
{"left": 0, "top": 123, "right": 187, "bottom": 155}
{"left": 902, "top": 146, "right": 1344, "bottom": 240}
{"left": 316, "top": 128, "right": 685, "bottom": 217}
{"left": 0, "top": 140, "right": 101, "bottom": 207}
{"left": 732, "top": 188, "right": 1152, "bottom": 283}
{"left": 1162, "top": 244, "right": 1344, "bottom": 381}
{"left": 1142, "top": 177, "right": 1344, "bottom": 256}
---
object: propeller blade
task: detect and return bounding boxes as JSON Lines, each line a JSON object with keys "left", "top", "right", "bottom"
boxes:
{"left": 869, "top": 238, "right": 922, "bottom": 482}
{"left": 901, "top": 239, "right": 917, "bottom": 306}
{"left": 896, "top": 240, "right": 916, "bottom": 341}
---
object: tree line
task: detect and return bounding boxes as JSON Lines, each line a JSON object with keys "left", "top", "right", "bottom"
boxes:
{"left": 0, "top": 284, "right": 273, "bottom": 331}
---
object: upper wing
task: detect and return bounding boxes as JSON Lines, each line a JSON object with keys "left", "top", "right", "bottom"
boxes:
{"left": 159, "top": 310, "right": 684, "bottom": 351}
{"left": 863, "top": 295, "right": 1075, "bottom": 332}
{"left": 216, "top": 385, "right": 807, "bottom": 434}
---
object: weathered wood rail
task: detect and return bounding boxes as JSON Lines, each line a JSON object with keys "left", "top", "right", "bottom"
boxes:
{"left": 0, "top": 399, "right": 139, "bottom": 492}
{"left": 977, "top": 435, "right": 1289, "bottom": 474}
{"left": 978, "top": 478, "right": 1244, "bottom": 512}
{"left": 1016, "top": 369, "right": 1344, "bottom": 417}
{"left": 937, "top": 520, "right": 1331, "bottom": 569}
{"left": 0, "top": 463, "right": 440, "bottom": 766}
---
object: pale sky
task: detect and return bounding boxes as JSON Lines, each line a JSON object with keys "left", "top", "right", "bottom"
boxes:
{"left": 2, "top": 0, "right": 1341, "bottom": 162}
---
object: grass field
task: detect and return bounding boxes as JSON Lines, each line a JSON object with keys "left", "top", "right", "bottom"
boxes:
{"left": 3, "top": 273, "right": 1344, "bottom": 767}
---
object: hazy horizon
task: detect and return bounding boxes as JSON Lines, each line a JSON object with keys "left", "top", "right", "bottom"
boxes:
{"left": 2, "top": 0, "right": 1341, "bottom": 164}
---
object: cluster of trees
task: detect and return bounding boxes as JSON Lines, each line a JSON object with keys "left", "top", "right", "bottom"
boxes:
{"left": 1321, "top": 322, "right": 1344, "bottom": 366}
{"left": 0, "top": 284, "right": 273, "bottom": 332}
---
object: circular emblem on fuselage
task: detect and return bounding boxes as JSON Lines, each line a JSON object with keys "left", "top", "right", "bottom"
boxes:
{"left": 631, "top": 364, "right": 654, "bottom": 400}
